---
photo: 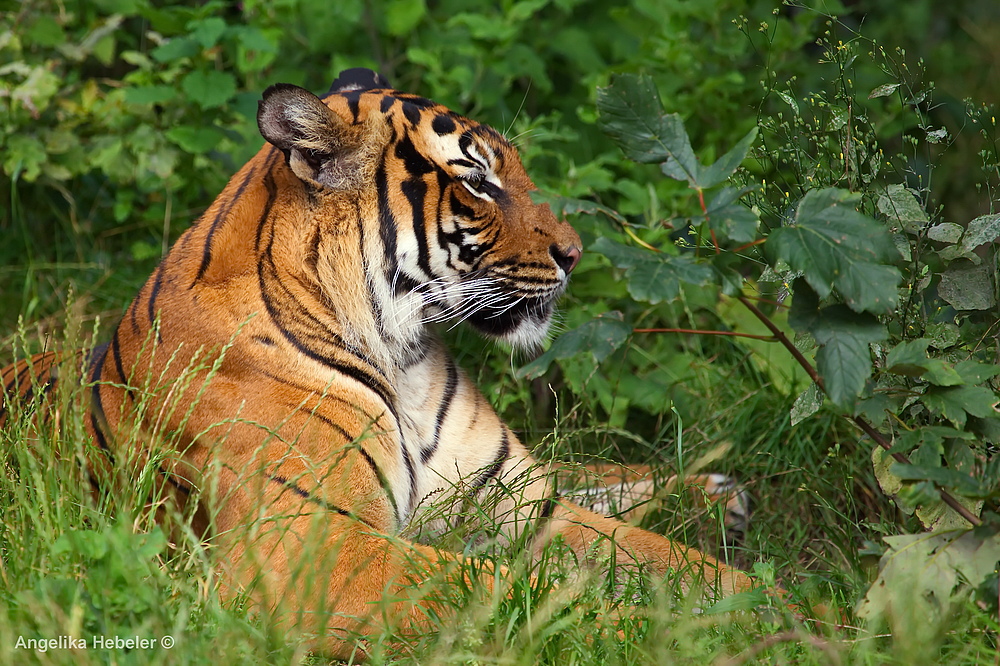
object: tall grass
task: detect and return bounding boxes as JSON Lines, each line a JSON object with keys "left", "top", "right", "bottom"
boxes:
{"left": 0, "top": 318, "right": 843, "bottom": 665}
{"left": 2, "top": 316, "right": 997, "bottom": 665}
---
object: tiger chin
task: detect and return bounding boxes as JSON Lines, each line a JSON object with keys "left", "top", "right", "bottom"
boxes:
{"left": 0, "top": 68, "right": 759, "bottom": 659}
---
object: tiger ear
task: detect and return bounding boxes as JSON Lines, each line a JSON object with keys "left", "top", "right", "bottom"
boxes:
{"left": 257, "top": 83, "right": 362, "bottom": 188}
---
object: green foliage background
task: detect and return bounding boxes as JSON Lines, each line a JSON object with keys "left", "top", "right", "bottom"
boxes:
{"left": 3, "top": 0, "right": 1000, "bottom": 662}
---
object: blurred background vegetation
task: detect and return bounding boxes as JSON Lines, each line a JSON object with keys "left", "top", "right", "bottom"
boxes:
{"left": 2, "top": 0, "right": 1000, "bottom": 648}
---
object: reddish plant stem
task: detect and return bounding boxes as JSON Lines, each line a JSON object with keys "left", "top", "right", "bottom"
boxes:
{"left": 735, "top": 295, "right": 982, "bottom": 527}
{"left": 732, "top": 238, "right": 767, "bottom": 254}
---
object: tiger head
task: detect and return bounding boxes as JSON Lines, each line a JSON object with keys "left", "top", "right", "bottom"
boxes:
{"left": 256, "top": 69, "right": 582, "bottom": 350}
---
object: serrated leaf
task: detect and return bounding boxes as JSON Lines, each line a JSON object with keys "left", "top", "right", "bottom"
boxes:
{"left": 181, "top": 70, "right": 236, "bottom": 109}
{"left": 769, "top": 188, "right": 901, "bottom": 314}
{"left": 922, "top": 386, "right": 1000, "bottom": 428}
{"left": 891, "top": 463, "right": 990, "bottom": 499}
{"left": 954, "top": 361, "right": 1000, "bottom": 386}
{"left": 857, "top": 531, "right": 1000, "bottom": 627}
{"left": 704, "top": 186, "right": 759, "bottom": 244}
{"left": 517, "top": 313, "right": 632, "bottom": 380}
{"left": 597, "top": 74, "right": 697, "bottom": 176}
{"left": 697, "top": 127, "right": 758, "bottom": 189}
{"left": 790, "top": 291, "right": 885, "bottom": 407}
{"left": 939, "top": 262, "right": 996, "bottom": 310}
{"left": 593, "top": 238, "right": 713, "bottom": 303}
{"left": 877, "top": 184, "right": 928, "bottom": 234}
{"left": 816, "top": 335, "right": 874, "bottom": 408}
{"left": 884, "top": 339, "right": 963, "bottom": 386}
{"left": 885, "top": 338, "right": 933, "bottom": 377}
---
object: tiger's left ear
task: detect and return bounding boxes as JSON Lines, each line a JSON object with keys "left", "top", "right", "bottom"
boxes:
{"left": 257, "top": 83, "right": 367, "bottom": 189}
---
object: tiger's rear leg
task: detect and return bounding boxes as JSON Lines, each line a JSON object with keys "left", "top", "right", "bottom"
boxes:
{"left": 557, "top": 462, "right": 751, "bottom": 560}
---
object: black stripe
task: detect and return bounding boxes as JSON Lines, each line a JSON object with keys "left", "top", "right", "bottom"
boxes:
{"left": 257, "top": 253, "right": 395, "bottom": 410}
{"left": 395, "top": 135, "right": 434, "bottom": 176}
{"left": 194, "top": 165, "right": 257, "bottom": 285}
{"left": 358, "top": 204, "right": 386, "bottom": 340}
{"left": 400, "top": 432, "right": 417, "bottom": 517}
{"left": 253, "top": 151, "right": 281, "bottom": 250}
{"left": 358, "top": 446, "right": 402, "bottom": 527}
{"left": 262, "top": 369, "right": 402, "bottom": 525}
{"left": 87, "top": 344, "right": 116, "bottom": 464}
{"left": 128, "top": 297, "right": 141, "bottom": 336}
{"left": 539, "top": 497, "right": 555, "bottom": 520}
{"left": 258, "top": 369, "right": 371, "bottom": 414}
{"left": 109, "top": 330, "right": 137, "bottom": 403}
{"left": 375, "top": 156, "right": 400, "bottom": 278}
{"left": 470, "top": 429, "right": 510, "bottom": 491}
{"left": 432, "top": 114, "right": 457, "bottom": 135}
{"left": 421, "top": 357, "right": 458, "bottom": 464}
{"left": 266, "top": 473, "right": 374, "bottom": 528}
{"left": 343, "top": 89, "right": 362, "bottom": 123}
{"left": 401, "top": 102, "right": 421, "bottom": 126}
{"left": 147, "top": 263, "right": 166, "bottom": 331}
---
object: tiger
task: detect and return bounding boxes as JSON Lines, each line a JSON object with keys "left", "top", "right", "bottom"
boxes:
{"left": 0, "top": 68, "right": 758, "bottom": 658}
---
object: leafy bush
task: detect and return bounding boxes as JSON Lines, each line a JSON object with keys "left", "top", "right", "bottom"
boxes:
{"left": 4, "top": 0, "right": 1000, "bottom": 661}
{"left": 535, "top": 25, "right": 1000, "bottom": 641}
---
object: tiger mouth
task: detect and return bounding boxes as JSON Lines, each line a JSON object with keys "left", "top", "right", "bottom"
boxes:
{"left": 465, "top": 295, "right": 556, "bottom": 340}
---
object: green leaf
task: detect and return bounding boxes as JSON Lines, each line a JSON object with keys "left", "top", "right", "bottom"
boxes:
{"left": 891, "top": 463, "right": 990, "bottom": 498}
{"left": 704, "top": 186, "right": 759, "bottom": 244}
{"left": 188, "top": 17, "right": 228, "bottom": 49}
{"left": 960, "top": 214, "right": 1000, "bottom": 252}
{"left": 25, "top": 15, "right": 65, "bottom": 48}
{"left": 517, "top": 313, "right": 632, "bottom": 380}
{"left": 769, "top": 188, "right": 901, "bottom": 314}
{"left": 939, "top": 262, "right": 996, "bottom": 311}
{"left": 922, "top": 386, "right": 999, "bottom": 428}
{"left": 386, "top": 0, "right": 427, "bottom": 36}
{"left": 884, "top": 338, "right": 933, "bottom": 377}
{"left": 697, "top": 127, "right": 757, "bottom": 189}
{"left": 869, "top": 82, "right": 902, "bottom": 99}
{"left": 593, "top": 238, "right": 713, "bottom": 304}
{"left": 791, "top": 382, "right": 824, "bottom": 426}
{"left": 596, "top": 74, "right": 697, "bottom": 174}
{"left": 124, "top": 85, "right": 176, "bottom": 106}
{"left": 954, "top": 361, "right": 1000, "bottom": 386}
{"left": 884, "top": 339, "right": 963, "bottom": 386}
{"left": 181, "top": 70, "right": 237, "bottom": 109}
{"left": 927, "top": 223, "right": 963, "bottom": 243}
{"left": 151, "top": 36, "right": 200, "bottom": 63}
{"left": 790, "top": 286, "right": 886, "bottom": 407}
{"left": 165, "top": 126, "right": 224, "bottom": 154}
{"left": 858, "top": 530, "right": 1000, "bottom": 626}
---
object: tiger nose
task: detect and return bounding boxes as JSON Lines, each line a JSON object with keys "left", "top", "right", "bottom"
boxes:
{"left": 550, "top": 244, "right": 582, "bottom": 274}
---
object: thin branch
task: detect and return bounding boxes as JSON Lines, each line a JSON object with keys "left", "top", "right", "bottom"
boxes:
{"left": 735, "top": 295, "right": 983, "bottom": 527}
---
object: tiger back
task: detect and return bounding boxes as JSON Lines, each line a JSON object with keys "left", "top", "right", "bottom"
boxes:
{"left": 0, "top": 68, "right": 757, "bottom": 659}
